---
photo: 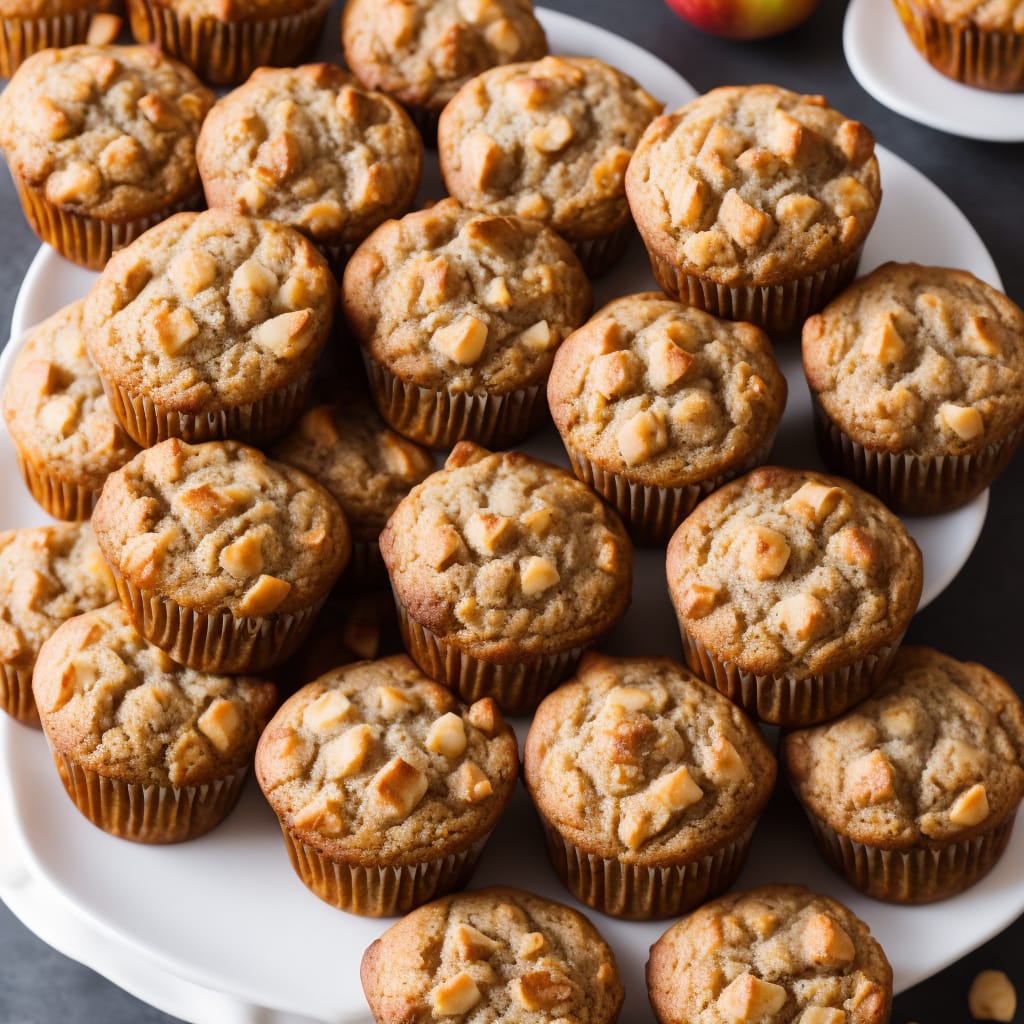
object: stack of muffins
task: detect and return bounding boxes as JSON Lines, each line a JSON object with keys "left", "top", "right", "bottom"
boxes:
{"left": 0, "top": 2, "right": 1022, "bottom": 1021}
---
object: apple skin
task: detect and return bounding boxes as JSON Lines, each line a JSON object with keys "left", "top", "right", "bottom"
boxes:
{"left": 663, "top": 0, "right": 820, "bottom": 40}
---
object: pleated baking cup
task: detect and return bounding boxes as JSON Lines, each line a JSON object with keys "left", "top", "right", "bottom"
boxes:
{"left": 569, "top": 220, "right": 633, "bottom": 279}
{"left": 113, "top": 571, "right": 327, "bottom": 675}
{"left": 11, "top": 446, "right": 97, "bottom": 521}
{"left": 394, "top": 599, "right": 586, "bottom": 715}
{"left": 279, "top": 827, "right": 489, "bottom": 917}
{"left": 126, "top": 0, "right": 329, "bottom": 86}
{"left": 0, "top": 664, "right": 38, "bottom": 726}
{"left": 101, "top": 369, "right": 313, "bottom": 448}
{"left": 538, "top": 817, "right": 756, "bottom": 920}
{"left": 803, "top": 807, "right": 1018, "bottom": 903}
{"left": 50, "top": 747, "right": 248, "bottom": 843}
{"left": 363, "top": 353, "right": 547, "bottom": 451}
{"left": 0, "top": 10, "right": 91, "bottom": 78}
{"left": 812, "top": 398, "right": 1024, "bottom": 516}
{"left": 892, "top": 0, "right": 1024, "bottom": 92}
{"left": 10, "top": 176, "right": 200, "bottom": 272}
{"left": 646, "top": 246, "right": 864, "bottom": 339}
{"left": 678, "top": 628, "right": 902, "bottom": 726}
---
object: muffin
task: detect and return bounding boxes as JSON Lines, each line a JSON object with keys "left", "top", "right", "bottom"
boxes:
{"left": 271, "top": 396, "right": 435, "bottom": 584}
{"left": 361, "top": 886, "right": 624, "bottom": 1022}
{"left": 626, "top": 84, "right": 882, "bottom": 337}
{"left": 523, "top": 653, "right": 776, "bottom": 920}
{"left": 380, "top": 442, "right": 633, "bottom": 714}
{"left": 343, "top": 199, "right": 592, "bottom": 449}
{"left": 647, "top": 884, "right": 893, "bottom": 1024}
{"left": 125, "top": 0, "right": 329, "bottom": 86}
{"left": 83, "top": 209, "right": 336, "bottom": 448}
{"left": 803, "top": 262, "right": 1024, "bottom": 515}
{"left": 196, "top": 63, "right": 423, "bottom": 264}
{"left": 438, "top": 56, "right": 662, "bottom": 276}
{"left": 33, "top": 602, "right": 277, "bottom": 842}
{"left": 3, "top": 299, "right": 140, "bottom": 520}
{"left": 341, "top": 0, "right": 548, "bottom": 142}
{"left": 0, "top": 2, "right": 121, "bottom": 78}
{"left": 255, "top": 656, "right": 518, "bottom": 916}
{"left": 91, "top": 438, "right": 352, "bottom": 674}
{"left": 0, "top": 523, "right": 117, "bottom": 725}
{"left": 784, "top": 645, "right": 1024, "bottom": 903}
{"left": 0, "top": 44, "right": 213, "bottom": 270}
{"left": 892, "top": 0, "right": 1024, "bottom": 91}
{"left": 666, "top": 466, "right": 923, "bottom": 726}
{"left": 548, "top": 293, "right": 787, "bottom": 544}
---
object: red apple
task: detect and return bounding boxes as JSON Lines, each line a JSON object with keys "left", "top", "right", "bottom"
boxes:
{"left": 663, "top": 0, "right": 820, "bottom": 40}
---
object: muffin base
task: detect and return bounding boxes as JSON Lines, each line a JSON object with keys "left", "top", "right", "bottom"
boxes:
{"left": 679, "top": 628, "right": 903, "bottom": 726}
{"left": 279, "top": 826, "right": 489, "bottom": 917}
{"left": 0, "top": 10, "right": 92, "bottom": 78}
{"left": 812, "top": 398, "right": 1024, "bottom": 516}
{"left": 10, "top": 176, "right": 199, "bottom": 272}
{"left": 892, "top": 0, "right": 1024, "bottom": 92}
{"left": 101, "top": 369, "right": 313, "bottom": 448}
{"left": 803, "top": 807, "right": 1018, "bottom": 903}
{"left": 394, "top": 599, "right": 586, "bottom": 715}
{"left": 538, "top": 817, "right": 757, "bottom": 920}
{"left": 112, "top": 570, "right": 326, "bottom": 675}
{"left": 11, "top": 446, "right": 97, "bottom": 521}
{"left": 126, "top": 0, "right": 329, "bottom": 86}
{"left": 50, "top": 747, "right": 248, "bottom": 843}
{"left": 0, "top": 664, "right": 38, "bottom": 726}
{"left": 647, "top": 245, "right": 864, "bottom": 339}
{"left": 570, "top": 221, "right": 633, "bottom": 279}
{"left": 363, "top": 352, "right": 547, "bottom": 451}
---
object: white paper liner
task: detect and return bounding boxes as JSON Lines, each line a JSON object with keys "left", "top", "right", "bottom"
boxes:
{"left": 0, "top": 11, "right": 92, "bottom": 78}
{"left": 0, "top": 664, "right": 37, "bottom": 725}
{"left": 11, "top": 446, "right": 96, "bottom": 521}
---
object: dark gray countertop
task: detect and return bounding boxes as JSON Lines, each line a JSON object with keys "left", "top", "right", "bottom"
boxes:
{"left": 1, "top": 1, "right": 1022, "bottom": 1021}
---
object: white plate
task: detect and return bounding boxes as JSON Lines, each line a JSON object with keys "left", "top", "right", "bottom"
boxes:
{"left": 0, "top": 9, "right": 1014, "bottom": 1023}
{"left": 844, "top": 0, "right": 1024, "bottom": 142}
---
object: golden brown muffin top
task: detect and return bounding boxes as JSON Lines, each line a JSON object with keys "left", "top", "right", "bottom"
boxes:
{"left": 438, "top": 56, "right": 662, "bottom": 240}
{"left": 784, "top": 645, "right": 1024, "bottom": 849}
{"left": 361, "top": 886, "right": 624, "bottom": 1023}
{"left": 343, "top": 199, "right": 592, "bottom": 393}
{"left": 33, "top": 603, "right": 277, "bottom": 787}
{"left": 197, "top": 63, "right": 422, "bottom": 248}
{"left": 626, "top": 85, "right": 881, "bottom": 287}
{"left": 342, "top": 0, "right": 548, "bottom": 111}
{"left": 666, "top": 467, "right": 922, "bottom": 679}
{"left": 0, "top": 45, "right": 212, "bottom": 219}
{"left": 83, "top": 210, "right": 335, "bottom": 412}
{"left": 0, "top": 0, "right": 107, "bottom": 14}
{"left": 2, "top": 300, "right": 139, "bottom": 487}
{"left": 91, "top": 439, "right": 351, "bottom": 616}
{"left": 524, "top": 653, "right": 776, "bottom": 864}
{"left": 918, "top": 0, "right": 1024, "bottom": 30}
{"left": 647, "top": 885, "right": 892, "bottom": 1024}
{"left": 144, "top": 0, "right": 321, "bottom": 18}
{"left": 803, "top": 263, "right": 1024, "bottom": 458}
{"left": 0, "top": 523, "right": 116, "bottom": 673}
{"left": 255, "top": 655, "right": 518, "bottom": 864}
{"left": 380, "top": 442, "right": 633, "bottom": 658}
{"left": 271, "top": 397, "right": 435, "bottom": 542}
{"left": 548, "top": 293, "right": 787, "bottom": 486}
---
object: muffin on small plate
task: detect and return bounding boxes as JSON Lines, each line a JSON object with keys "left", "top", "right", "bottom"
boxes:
{"left": 548, "top": 293, "right": 786, "bottom": 544}
{"left": 361, "top": 886, "right": 624, "bottom": 1022}
{"left": 784, "top": 645, "right": 1024, "bottom": 903}
{"left": 0, "top": 44, "right": 213, "bottom": 270}
{"left": 33, "top": 602, "right": 277, "bottom": 843}
{"left": 524, "top": 653, "right": 776, "bottom": 919}
{"left": 626, "top": 84, "right": 881, "bottom": 337}
{"left": 92, "top": 438, "right": 351, "bottom": 674}
{"left": 666, "top": 466, "right": 922, "bottom": 725}
{"left": 0, "top": 1, "right": 121, "bottom": 78}
{"left": 803, "top": 262, "right": 1024, "bottom": 515}
{"left": 255, "top": 655, "right": 518, "bottom": 916}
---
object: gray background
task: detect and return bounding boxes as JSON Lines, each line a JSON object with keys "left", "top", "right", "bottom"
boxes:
{"left": 1, "top": 0, "right": 1022, "bottom": 1021}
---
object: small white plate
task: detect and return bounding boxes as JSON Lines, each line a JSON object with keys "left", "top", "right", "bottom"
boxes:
{"left": 844, "top": 0, "right": 1024, "bottom": 142}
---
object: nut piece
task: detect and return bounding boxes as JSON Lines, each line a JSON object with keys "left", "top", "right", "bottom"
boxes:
{"left": 846, "top": 749, "right": 896, "bottom": 807}
{"left": 521, "top": 556, "right": 560, "bottom": 597}
{"left": 950, "top": 783, "right": 990, "bottom": 828}
{"left": 648, "top": 337, "right": 694, "bottom": 391}
{"left": 460, "top": 131, "right": 504, "bottom": 190}
{"left": 302, "top": 691, "right": 352, "bottom": 731}
{"left": 591, "top": 350, "right": 638, "bottom": 400}
{"left": 432, "top": 315, "right": 488, "bottom": 365}
{"left": 40, "top": 395, "right": 78, "bottom": 437}
{"left": 783, "top": 482, "right": 844, "bottom": 526}
{"left": 651, "top": 765, "right": 704, "bottom": 813}
{"left": 219, "top": 533, "right": 264, "bottom": 579}
{"left": 172, "top": 250, "right": 218, "bottom": 298}
{"left": 669, "top": 173, "right": 706, "bottom": 227}
{"left": 968, "top": 970, "right": 1016, "bottom": 1022}
{"left": 803, "top": 913, "right": 856, "bottom": 966}
{"left": 770, "top": 592, "right": 828, "bottom": 643}
{"left": 153, "top": 306, "right": 199, "bottom": 356}
{"left": 465, "top": 512, "right": 514, "bottom": 554}
{"left": 862, "top": 315, "right": 905, "bottom": 363}
{"left": 425, "top": 525, "right": 466, "bottom": 571}
{"left": 528, "top": 114, "right": 574, "bottom": 153}
{"left": 776, "top": 193, "right": 823, "bottom": 232}
{"left": 432, "top": 972, "right": 481, "bottom": 1016}
{"left": 324, "top": 723, "right": 376, "bottom": 778}
{"left": 237, "top": 574, "right": 291, "bottom": 616}
{"left": 835, "top": 119, "right": 874, "bottom": 165}
{"left": 519, "top": 320, "right": 554, "bottom": 351}
{"left": 512, "top": 970, "right": 574, "bottom": 1012}
{"left": 797, "top": 1009, "right": 846, "bottom": 1024}
{"left": 452, "top": 924, "right": 499, "bottom": 960}
{"left": 940, "top": 402, "right": 984, "bottom": 441}
{"left": 617, "top": 409, "right": 668, "bottom": 465}
{"left": 196, "top": 698, "right": 242, "bottom": 754}
{"left": 719, "top": 189, "right": 774, "bottom": 249}
{"left": 518, "top": 931, "right": 545, "bottom": 958}
{"left": 769, "top": 109, "right": 806, "bottom": 160}
{"left": 705, "top": 735, "right": 748, "bottom": 783}
{"left": 738, "top": 523, "right": 791, "bottom": 580}
{"left": 717, "top": 972, "right": 788, "bottom": 1022}
{"left": 425, "top": 712, "right": 467, "bottom": 758}
{"left": 681, "top": 582, "right": 720, "bottom": 618}
{"left": 377, "top": 685, "right": 419, "bottom": 716}
{"left": 454, "top": 761, "right": 493, "bottom": 803}
{"left": 833, "top": 526, "right": 878, "bottom": 569}
{"left": 252, "top": 309, "right": 315, "bottom": 359}
{"left": 368, "top": 756, "right": 428, "bottom": 821}
{"left": 521, "top": 507, "right": 555, "bottom": 537}
{"left": 963, "top": 316, "right": 1004, "bottom": 357}
{"left": 606, "top": 687, "right": 652, "bottom": 712}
